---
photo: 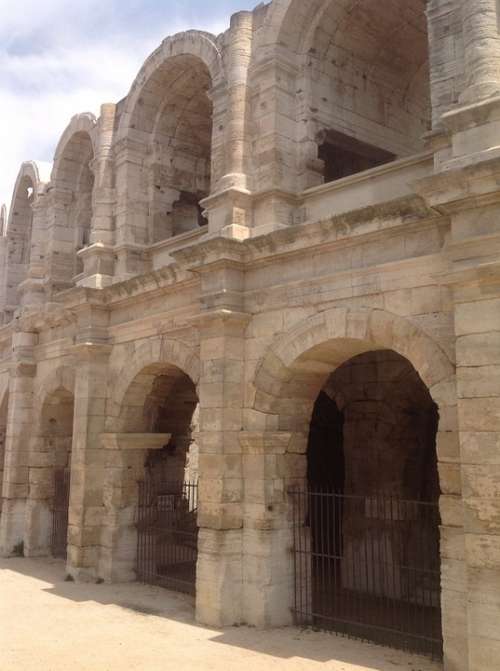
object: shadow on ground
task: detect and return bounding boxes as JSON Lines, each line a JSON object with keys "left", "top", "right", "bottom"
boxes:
{"left": 0, "top": 556, "right": 441, "bottom": 670}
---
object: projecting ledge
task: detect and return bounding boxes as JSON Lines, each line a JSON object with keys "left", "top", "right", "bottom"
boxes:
{"left": 99, "top": 433, "right": 171, "bottom": 451}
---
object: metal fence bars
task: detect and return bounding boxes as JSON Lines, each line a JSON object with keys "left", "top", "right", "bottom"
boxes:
{"left": 51, "top": 468, "right": 71, "bottom": 558}
{"left": 136, "top": 479, "right": 198, "bottom": 595}
{"left": 290, "top": 487, "right": 443, "bottom": 659}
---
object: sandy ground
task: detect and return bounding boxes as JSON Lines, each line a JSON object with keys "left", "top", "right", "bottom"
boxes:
{"left": 0, "top": 557, "right": 441, "bottom": 671}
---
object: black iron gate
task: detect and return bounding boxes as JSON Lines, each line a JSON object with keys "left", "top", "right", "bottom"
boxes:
{"left": 136, "top": 479, "right": 198, "bottom": 595}
{"left": 290, "top": 488, "right": 443, "bottom": 659}
{"left": 51, "top": 468, "right": 70, "bottom": 558}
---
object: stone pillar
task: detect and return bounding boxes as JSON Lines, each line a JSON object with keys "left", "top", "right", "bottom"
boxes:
{"left": 196, "top": 310, "right": 248, "bottom": 626}
{"left": 239, "top": 431, "right": 300, "bottom": 626}
{"left": 44, "top": 187, "right": 74, "bottom": 295}
{"left": 221, "top": 11, "right": 253, "bottom": 192}
{"left": 78, "top": 103, "right": 117, "bottom": 288}
{"left": 113, "top": 139, "right": 149, "bottom": 280}
{"left": 177, "top": 241, "right": 249, "bottom": 625}
{"left": 19, "top": 191, "right": 49, "bottom": 311}
{"left": 66, "top": 303, "right": 110, "bottom": 579}
{"left": 461, "top": 0, "right": 500, "bottom": 103}
{"left": 98, "top": 433, "right": 170, "bottom": 582}
{"left": 203, "top": 12, "right": 254, "bottom": 239}
{"left": 0, "top": 331, "right": 37, "bottom": 556}
{"left": 454, "top": 284, "right": 500, "bottom": 671}
{"left": 414, "top": 165, "right": 500, "bottom": 671}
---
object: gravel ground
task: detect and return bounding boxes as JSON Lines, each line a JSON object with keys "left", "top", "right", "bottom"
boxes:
{"left": 0, "top": 557, "right": 441, "bottom": 671}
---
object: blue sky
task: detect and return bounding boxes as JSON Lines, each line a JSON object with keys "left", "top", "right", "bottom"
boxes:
{"left": 0, "top": 0, "right": 254, "bottom": 209}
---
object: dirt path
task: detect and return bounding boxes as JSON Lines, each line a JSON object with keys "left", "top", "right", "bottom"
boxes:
{"left": 0, "top": 558, "right": 441, "bottom": 671}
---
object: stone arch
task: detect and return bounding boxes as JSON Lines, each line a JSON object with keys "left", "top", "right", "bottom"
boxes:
{"left": 50, "top": 114, "right": 97, "bottom": 282}
{"left": 256, "top": 0, "right": 326, "bottom": 57}
{"left": 118, "top": 31, "right": 224, "bottom": 139}
{"left": 34, "top": 365, "right": 76, "bottom": 405}
{"left": 254, "top": 0, "right": 431, "bottom": 192}
{"left": 116, "top": 32, "right": 224, "bottom": 244}
{"left": 1, "top": 161, "right": 48, "bottom": 321}
{"left": 51, "top": 113, "right": 97, "bottom": 183}
{"left": 246, "top": 306, "right": 457, "bottom": 634}
{"left": 110, "top": 336, "right": 200, "bottom": 417}
{"left": 0, "top": 205, "right": 6, "bottom": 237}
{"left": 101, "top": 335, "right": 201, "bottom": 583}
{"left": 25, "top": 365, "right": 75, "bottom": 557}
{"left": 253, "top": 307, "right": 455, "bottom": 430}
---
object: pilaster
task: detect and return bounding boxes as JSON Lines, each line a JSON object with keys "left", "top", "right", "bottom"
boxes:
{"left": 415, "top": 165, "right": 500, "bottom": 671}
{"left": 78, "top": 103, "right": 117, "bottom": 288}
{"left": 0, "top": 330, "right": 37, "bottom": 556}
{"left": 66, "top": 302, "right": 111, "bottom": 580}
{"left": 460, "top": 0, "right": 500, "bottom": 104}
{"left": 176, "top": 239, "right": 249, "bottom": 625}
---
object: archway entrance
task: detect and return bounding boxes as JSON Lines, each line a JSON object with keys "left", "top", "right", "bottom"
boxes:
{"left": 0, "top": 393, "right": 9, "bottom": 521}
{"left": 42, "top": 389, "right": 74, "bottom": 559}
{"left": 291, "top": 350, "right": 442, "bottom": 658}
{"left": 115, "top": 362, "right": 199, "bottom": 595}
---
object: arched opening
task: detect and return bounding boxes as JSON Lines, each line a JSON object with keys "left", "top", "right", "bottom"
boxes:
{"left": 106, "top": 362, "right": 199, "bottom": 592}
{"left": 32, "top": 388, "right": 74, "bottom": 558}
{"left": 0, "top": 393, "right": 9, "bottom": 519}
{"left": 296, "top": 350, "right": 442, "bottom": 657}
{"left": 54, "top": 131, "right": 94, "bottom": 281}
{"left": 299, "top": 0, "right": 431, "bottom": 186}
{"left": 5, "top": 174, "right": 35, "bottom": 319}
{"left": 132, "top": 55, "right": 213, "bottom": 243}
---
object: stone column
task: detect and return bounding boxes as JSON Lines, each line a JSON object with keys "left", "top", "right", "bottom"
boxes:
{"left": 0, "top": 331, "right": 37, "bottom": 556}
{"left": 176, "top": 240, "right": 249, "bottom": 626}
{"left": 415, "top": 143, "right": 500, "bottom": 671}
{"left": 77, "top": 103, "right": 116, "bottom": 288}
{"left": 196, "top": 310, "right": 248, "bottom": 626}
{"left": 66, "top": 302, "right": 111, "bottom": 580}
{"left": 203, "top": 12, "right": 254, "bottom": 239}
{"left": 44, "top": 187, "right": 74, "bottom": 295}
{"left": 454, "top": 282, "right": 500, "bottom": 671}
{"left": 113, "top": 139, "right": 149, "bottom": 280}
{"left": 461, "top": 0, "right": 500, "bottom": 103}
{"left": 19, "top": 190, "right": 49, "bottom": 311}
{"left": 240, "top": 431, "right": 300, "bottom": 626}
{"left": 98, "top": 433, "right": 170, "bottom": 582}
{"left": 221, "top": 11, "right": 253, "bottom": 192}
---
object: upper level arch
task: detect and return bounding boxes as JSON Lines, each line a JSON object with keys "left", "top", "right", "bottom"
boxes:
{"left": 0, "top": 206, "right": 6, "bottom": 237}
{"left": 255, "top": 0, "right": 432, "bottom": 192}
{"left": 1, "top": 161, "right": 49, "bottom": 322}
{"left": 116, "top": 32, "right": 225, "bottom": 244}
{"left": 118, "top": 31, "right": 224, "bottom": 140}
{"left": 50, "top": 113, "right": 97, "bottom": 282}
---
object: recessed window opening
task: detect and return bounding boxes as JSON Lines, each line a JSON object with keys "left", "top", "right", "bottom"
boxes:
{"left": 318, "top": 130, "right": 395, "bottom": 183}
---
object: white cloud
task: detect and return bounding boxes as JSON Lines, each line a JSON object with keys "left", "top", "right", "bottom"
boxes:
{"left": 0, "top": 0, "right": 239, "bottom": 211}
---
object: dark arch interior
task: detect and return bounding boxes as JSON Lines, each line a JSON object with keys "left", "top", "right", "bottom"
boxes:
{"left": 307, "top": 350, "right": 439, "bottom": 500}
{"left": 135, "top": 368, "right": 200, "bottom": 595}
{"left": 302, "top": 350, "right": 442, "bottom": 657}
{"left": 42, "top": 388, "right": 74, "bottom": 559}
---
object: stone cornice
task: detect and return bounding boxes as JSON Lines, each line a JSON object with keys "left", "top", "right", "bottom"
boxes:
{"left": 100, "top": 433, "right": 171, "bottom": 450}
{"left": 187, "top": 308, "right": 251, "bottom": 327}
{"left": 414, "top": 155, "right": 500, "bottom": 213}
{"left": 441, "top": 95, "right": 500, "bottom": 134}
{"left": 171, "top": 236, "right": 247, "bottom": 270}
{"left": 242, "top": 195, "right": 446, "bottom": 265}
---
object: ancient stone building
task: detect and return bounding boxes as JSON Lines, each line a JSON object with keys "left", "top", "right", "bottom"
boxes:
{"left": 1, "top": 1, "right": 499, "bottom": 669}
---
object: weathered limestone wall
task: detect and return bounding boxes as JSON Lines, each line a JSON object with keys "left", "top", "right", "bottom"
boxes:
{"left": 2, "top": 2, "right": 500, "bottom": 670}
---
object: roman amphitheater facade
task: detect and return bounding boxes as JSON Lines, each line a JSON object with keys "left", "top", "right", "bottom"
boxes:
{"left": 1, "top": 1, "right": 500, "bottom": 669}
